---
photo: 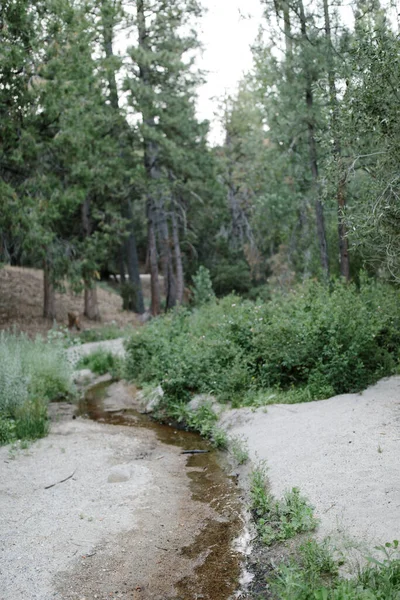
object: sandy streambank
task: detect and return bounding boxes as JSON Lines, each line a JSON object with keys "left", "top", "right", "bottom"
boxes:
{"left": 220, "top": 376, "right": 400, "bottom": 557}
{"left": 0, "top": 403, "right": 217, "bottom": 600}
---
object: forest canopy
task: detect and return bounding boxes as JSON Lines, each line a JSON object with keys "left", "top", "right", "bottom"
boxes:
{"left": 1, "top": 0, "right": 399, "bottom": 318}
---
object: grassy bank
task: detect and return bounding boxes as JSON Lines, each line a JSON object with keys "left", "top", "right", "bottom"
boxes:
{"left": 125, "top": 278, "right": 400, "bottom": 407}
{"left": 0, "top": 332, "right": 74, "bottom": 445}
{"left": 248, "top": 467, "right": 400, "bottom": 599}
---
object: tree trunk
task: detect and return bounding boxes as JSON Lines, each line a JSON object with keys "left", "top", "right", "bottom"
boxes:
{"left": 225, "top": 131, "right": 254, "bottom": 250}
{"left": 323, "top": 0, "right": 350, "bottom": 281}
{"left": 137, "top": 0, "right": 162, "bottom": 314}
{"left": 157, "top": 203, "right": 177, "bottom": 310}
{"left": 171, "top": 210, "right": 184, "bottom": 305}
{"left": 82, "top": 197, "right": 100, "bottom": 320}
{"left": 298, "top": 0, "right": 330, "bottom": 278}
{"left": 101, "top": 0, "right": 119, "bottom": 112}
{"left": 119, "top": 246, "right": 126, "bottom": 286}
{"left": 124, "top": 199, "right": 145, "bottom": 313}
{"left": 147, "top": 202, "right": 161, "bottom": 316}
{"left": 84, "top": 283, "right": 100, "bottom": 321}
{"left": 43, "top": 262, "right": 56, "bottom": 320}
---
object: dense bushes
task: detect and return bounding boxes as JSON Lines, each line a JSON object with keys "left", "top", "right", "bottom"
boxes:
{"left": 0, "top": 332, "right": 74, "bottom": 445}
{"left": 125, "top": 278, "right": 400, "bottom": 405}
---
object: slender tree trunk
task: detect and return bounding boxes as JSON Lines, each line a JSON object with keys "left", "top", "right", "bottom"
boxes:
{"left": 156, "top": 203, "right": 176, "bottom": 310}
{"left": 124, "top": 199, "right": 145, "bottom": 313}
{"left": 84, "top": 284, "right": 100, "bottom": 321}
{"left": 147, "top": 202, "right": 161, "bottom": 316}
{"left": 82, "top": 197, "right": 100, "bottom": 320}
{"left": 137, "top": 0, "right": 162, "bottom": 314}
{"left": 225, "top": 131, "right": 254, "bottom": 250}
{"left": 298, "top": 0, "right": 329, "bottom": 278}
{"left": 119, "top": 246, "right": 126, "bottom": 285}
{"left": 323, "top": 0, "right": 350, "bottom": 280}
{"left": 101, "top": 0, "right": 119, "bottom": 111}
{"left": 100, "top": 2, "right": 147, "bottom": 302}
{"left": 43, "top": 261, "right": 56, "bottom": 320}
{"left": 171, "top": 210, "right": 184, "bottom": 304}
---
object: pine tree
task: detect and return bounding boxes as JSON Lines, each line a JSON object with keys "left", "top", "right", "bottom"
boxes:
{"left": 125, "top": 0, "right": 205, "bottom": 313}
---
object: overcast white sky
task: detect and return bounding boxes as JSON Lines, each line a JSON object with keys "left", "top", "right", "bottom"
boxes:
{"left": 196, "top": 0, "right": 264, "bottom": 142}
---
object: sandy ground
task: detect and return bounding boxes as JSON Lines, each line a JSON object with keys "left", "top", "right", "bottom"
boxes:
{"left": 0, "top": 397, "right": 220, "bottom": 600}
{"left": 220, "top": 377, "right": 400, "bottom": 561}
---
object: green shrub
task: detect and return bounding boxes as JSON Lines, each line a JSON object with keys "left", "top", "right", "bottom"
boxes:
{"left": 14, "top": 399, "right": 49, "bottom": 441}
{"left": 272, "top": 540, "right": 400, "bottom": 600}
{"left": 125, "top": 278, "right": 400, "bottom": 406}
{"left": 78, "top": 323, "right": 130, "bottom": 343}
{"left": 211, "top": 258, "right": 252, "bottom": 296}
{"left": 0, "top": 417, "right": 16, "bottom": 445}
{"left": 250, "top": 467, "right": 318, "bottom": 545}
{"left": 77, "top": 349, "right": 122, "bottom": 377}
{"left": 167, "top": 401, "right": 228, "bottom": 449}
{"left": 192, "top": 265, "right": 216, "bottom": 306}
{"left": 0, "top": 332, "right": 73, "bottom": 445}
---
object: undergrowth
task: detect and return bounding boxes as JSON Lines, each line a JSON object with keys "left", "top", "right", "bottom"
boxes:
{"left": 77, "top": 349, "right": 122, "bottom": 378}
{"left": 249, "top": 467, "right": 400, "bottom": 599}
{"left": 272, "top": 540, "right": 400, "bottom": 599}
{"left": 250, "top": 466, "right": 318, "bottom": 545}
{"left": 125, "top": 277, "right": 400, "bottom": 407}
{"left": 166, "top": 402, "right": 228, "bottom": 449}
{"left": 0, "top": 332, "right": 74, "bottom": 445}
{"left": 78, "top": 323, "right": 133, "bottom": 343}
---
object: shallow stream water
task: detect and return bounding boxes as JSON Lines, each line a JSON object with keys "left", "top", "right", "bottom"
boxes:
{"left": 79, "top": 382, "right": 244, "bottom": 600}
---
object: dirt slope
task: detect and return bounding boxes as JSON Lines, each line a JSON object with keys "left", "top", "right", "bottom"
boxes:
{"left": 0, "top": 267, "right": 164, "bottom": 337}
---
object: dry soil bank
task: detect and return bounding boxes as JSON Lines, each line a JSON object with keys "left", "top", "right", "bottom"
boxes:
{"left": 220, "top": 376, "right": 400, "bottom": 564}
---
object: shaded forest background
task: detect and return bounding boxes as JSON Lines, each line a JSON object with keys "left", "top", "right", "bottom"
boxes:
{"left": 1, "top": 0, "right": 399, "bottom": 320}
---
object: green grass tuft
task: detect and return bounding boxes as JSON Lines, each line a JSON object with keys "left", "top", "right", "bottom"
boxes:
{"left": 77, "top": 349, "right": 122, "bottom": 377}
{"left": 250, "top": 466, "right": 318, "bottom": 545}
{"left": 0, "top": 331, "right": 74, "bottom": 446}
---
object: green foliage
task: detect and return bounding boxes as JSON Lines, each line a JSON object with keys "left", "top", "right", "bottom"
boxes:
{"left": 0, "top": 332, "right": 74, "bottom": 445}
{"left": 77, "top": 349, "right": 122, "bottom": 377}
{"left": 14, "top": 399, "right": 49, "bottom": 442}
{"left": 167, "top": 402, "right": 228, "bottom": 449}
{"left": 250, "top": 467, "right": 318, "bottom": 545}
{"left": 78, "top": 324, "right": 131, "bottom": 343}
{"left": 0, "top": 417, "right": 16, "bottom": 446}
{"left": 229, "top": 435, "right": 249, "bottom": 465}
{"left": 192, "top": 266, "right": 216, "bottom": 306}
{"left": 272, "top": 540, "right": 400, "bottom": 600}
{"left": 125, "top": 279, "right": 400, "bottom": 406}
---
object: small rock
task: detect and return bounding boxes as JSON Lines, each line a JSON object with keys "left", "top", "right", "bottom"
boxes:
{"left": 107, "top": 466, "right": 131, "bottom": 483}
{"left": 143, "top": 385, "right": 164, "bottom": 414}
{"left": 73, "top": 369, "right": 96, "bottom": 386}
{"left": 188, "top": 393, "right": 224, "bottom": 416}
{"left": 187, "top": 393, "right": 214, "bottom": 412}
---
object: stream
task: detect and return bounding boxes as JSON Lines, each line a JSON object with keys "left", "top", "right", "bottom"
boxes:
{"left": 79, "top": 381, "right": 246, "bottom": 600}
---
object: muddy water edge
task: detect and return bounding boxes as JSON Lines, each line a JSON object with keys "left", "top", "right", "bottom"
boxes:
{"left": 80, "top": 381, "right": 245, "bottom": 600}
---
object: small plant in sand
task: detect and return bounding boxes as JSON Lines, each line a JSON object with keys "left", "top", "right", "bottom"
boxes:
{"left": 250, "top": 466, "right": 318, "bottom": 545}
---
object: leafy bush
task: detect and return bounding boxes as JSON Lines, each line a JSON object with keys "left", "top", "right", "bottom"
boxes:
{"left": 77, "top": 349, "right": 122, "bottom": 377}
{"left": 0, "top": 332, "right": 74, "bottom": 445}
{"left": 192, "top": 266, "right": 216, "bottom": 306}
{"left": 211, "top": 258, "right": 252, "bottom": 296}
{"left": 125, "top": 278, "right": 400, "bottom": 405}
{"left": 250, "top": 467, "right": 318, "bottom": 545}
{"left": 167, "top": 401, "right": 228, "bottom": 449}
{"left": 78, "top": 323, "right": 130, "bottom": 343}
